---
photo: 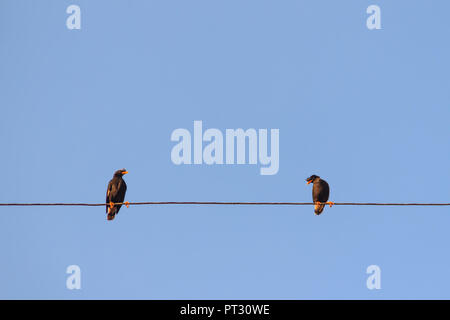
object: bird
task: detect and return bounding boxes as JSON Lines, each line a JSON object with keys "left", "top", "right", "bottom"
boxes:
{"left": 306, "top": 175, "right": 333, "bottom": 215}
{"left": 106, "top": 169, "right": 129, "bottom": 221}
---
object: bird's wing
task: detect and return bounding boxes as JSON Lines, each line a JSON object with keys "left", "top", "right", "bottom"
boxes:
{"left": 112, "top": 179, "right": 127, "bottom": 214}
{"left": 313, "top": 180, "right": 330, "bottom": 203}
{"left": 318, "top": 180, "right": 330, "bottom": 202}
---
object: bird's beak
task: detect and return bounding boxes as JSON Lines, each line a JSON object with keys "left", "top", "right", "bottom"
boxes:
{"left": 123, "top": 171, "right": 129, "bottom": 175}
{"left": 306, "top": 181, "right": 312, "bottom": 185}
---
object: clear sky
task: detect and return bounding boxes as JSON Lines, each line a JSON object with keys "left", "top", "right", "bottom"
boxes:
{"left": 0, "top": 0, "right": 449, "bottom": 299}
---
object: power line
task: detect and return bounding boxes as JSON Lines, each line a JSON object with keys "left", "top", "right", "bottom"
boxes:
{"left": 0, "top": 202, "right": 449, "bottom": 207}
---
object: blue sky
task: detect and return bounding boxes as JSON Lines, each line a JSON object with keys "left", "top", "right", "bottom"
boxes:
{"left": 0, "top": 0, "right": 449, "bottom": 299}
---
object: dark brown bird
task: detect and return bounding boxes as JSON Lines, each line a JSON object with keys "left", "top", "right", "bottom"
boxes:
{"left": 306, "top": 175, "right": 333, "bottom": 215}
{"left": 106, "top": 169, "right": 128, "bottom": 221}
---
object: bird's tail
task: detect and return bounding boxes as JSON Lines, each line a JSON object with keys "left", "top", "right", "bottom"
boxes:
{"left": 107, "top": 206, "right": 116, "bottom": 221}
{"left": 314, "top": 203, "right": 325, "bottom": 215}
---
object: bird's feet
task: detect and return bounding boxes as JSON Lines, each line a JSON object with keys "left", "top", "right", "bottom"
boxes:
{"left": 124, "top": 201, "right": 130, "bottom": 208}
{"left": 327, "top": 201, "right": 334, "bottom": 208}
{"left": 109, "top": 201, "right": 114, "bottom": 209}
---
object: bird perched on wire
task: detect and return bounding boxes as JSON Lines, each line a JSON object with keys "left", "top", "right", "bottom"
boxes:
{"left": 306, "top": 175, "right": 333, "bottom": 215}
{"left": 106, "top": 169, "right": 129, "bottom": 221}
